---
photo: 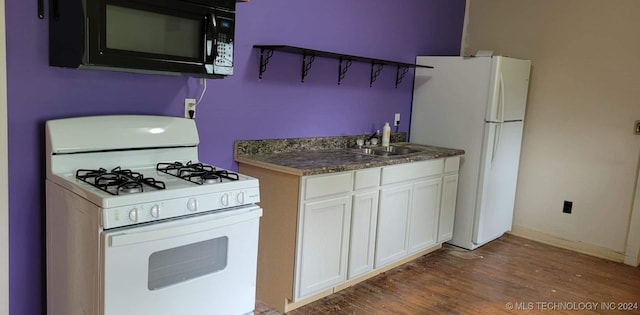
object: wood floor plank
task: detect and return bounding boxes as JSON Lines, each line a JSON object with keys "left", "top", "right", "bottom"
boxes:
{"left": 255, "top": 235, "right": 640, "bottom": 314}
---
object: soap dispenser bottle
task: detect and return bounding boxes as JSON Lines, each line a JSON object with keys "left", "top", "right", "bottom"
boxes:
{"left": 382, "top": 122, "right": 391, "bottom": 147}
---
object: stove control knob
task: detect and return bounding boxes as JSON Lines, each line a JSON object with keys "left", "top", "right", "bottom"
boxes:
{"left": 220, "top": 193, "right": 229, "bottom": 207}
{"left": 150, "top": 204, "right": 160, "bottom": 218}
{"left": 236, "top": 192, "right": 245, "bottom": 204}
{"left": 129, "top": 208, "right": 138, "bottom": 222}
{"left": 187, "top": 198, "right": 198, "bottom": 212}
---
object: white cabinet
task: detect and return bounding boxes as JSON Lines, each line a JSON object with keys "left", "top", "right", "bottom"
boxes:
{"left": 240, "top": 154, "right": 461, "bottom": 312}
{"left": 348, "top": 190, "right": 379, "bottom": 279}
{"left": 348, "top": 168, "right": 380, "bottom": 280}
{"left": 380, "top": 159, "right": 444, "bottom": 185}
{"left": 375, "top": 183, "right": 412, "bottom": 268}
{"left": 408, "top": 177, "right": 442, "bottom": 254}
{"left": 438, "top": 157, "right": 460, "bottom": 243}
{"left": 375, "top": 159, "right": 448, "bottom": 268}
{"left": 297, "top": 158, "right": 460, "bottom": 296}
{"left": 295, "top": 173, "right": 353, "bottom": 299}
{"left": 303, "top": 172, "right": 353, "bottom": 200}
{"left": 354, "top": 168, "right": 380, "bottom": 191}
{"left": 296, "top": 195, "right": 352, "bottom": 299}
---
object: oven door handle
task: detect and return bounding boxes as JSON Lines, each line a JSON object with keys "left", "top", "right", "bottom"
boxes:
{"left": 108, "top": 207, "right": 262, "bottom": 247}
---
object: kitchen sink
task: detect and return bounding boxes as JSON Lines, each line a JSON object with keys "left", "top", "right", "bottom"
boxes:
{"left": 352, "top": 148, "right": 396, "bottom": 156}
{"left": 357, "top": 148, "right": 375, "bottom": 155}
{"left": 378, "top": 146, "right": 421, "bottom": 155}
{"left": 351, "top": 145, "right": 421, "bottom": 157}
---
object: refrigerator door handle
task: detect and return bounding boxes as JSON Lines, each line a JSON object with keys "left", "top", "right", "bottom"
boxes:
{"left": 491, "top": 123, "right": 502, "bottom": 167}
{"left": 498, "top": 73, "right": 505, "bottom": 122}
{"left": 493, "top": 72, "right": 505, "bottom": 164}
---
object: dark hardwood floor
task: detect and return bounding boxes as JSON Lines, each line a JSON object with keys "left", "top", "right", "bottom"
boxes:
{"left": 255, "top": 234, "right": 640, "bottom": 314}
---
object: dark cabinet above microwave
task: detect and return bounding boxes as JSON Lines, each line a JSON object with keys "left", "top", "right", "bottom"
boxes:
{"left": 49, "top": 0, "right": 236, "bottom": 78}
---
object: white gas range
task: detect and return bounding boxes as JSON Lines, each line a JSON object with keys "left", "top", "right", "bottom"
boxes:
{"left": 45, "top": 115, "right": 262, "bottom": 315}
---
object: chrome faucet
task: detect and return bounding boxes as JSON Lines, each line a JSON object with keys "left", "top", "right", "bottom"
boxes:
{"left": 366, "top": 130, "right": 379, "bottom": 145}
{"left": 356, "top": 130, "right": 380, "bottom": 148}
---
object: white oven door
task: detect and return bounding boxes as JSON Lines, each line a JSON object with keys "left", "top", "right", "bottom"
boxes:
{"left": 101, "top": 206, "right": 262, "bottom": 315}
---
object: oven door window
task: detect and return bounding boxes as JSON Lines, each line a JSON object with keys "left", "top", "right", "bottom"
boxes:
{"left": 148, "top": 237, "right": 228, "bottom": 290}
{"left": 105, "top": 5, "right": 201, "bottom": 59}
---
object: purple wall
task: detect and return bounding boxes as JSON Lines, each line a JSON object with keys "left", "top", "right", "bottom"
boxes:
{"left": 5, "top": 0, "right": 465, "bottom": 313}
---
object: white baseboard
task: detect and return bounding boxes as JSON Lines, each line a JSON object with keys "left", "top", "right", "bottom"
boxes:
{"left": 624, "top": 162, "right": 640, "bottom": 267}
{"left": 509, "top": 225, "right": 625, "bottom": 263}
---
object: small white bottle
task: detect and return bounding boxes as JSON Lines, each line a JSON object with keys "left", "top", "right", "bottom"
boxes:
{"left": 382, "top": 122, "right": 391, "bottom": 147}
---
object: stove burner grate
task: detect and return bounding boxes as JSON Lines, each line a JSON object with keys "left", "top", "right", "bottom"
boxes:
{"left": 76, "top": 166, "right": 166, "bottom": 195}
{"left": 156, "top": 161, "right": 239, "bottom": 185}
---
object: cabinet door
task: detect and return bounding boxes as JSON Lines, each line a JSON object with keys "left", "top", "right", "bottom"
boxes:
{"left": 438, "top": 173, "right": 459, "bottom": 243}
{"left": 303, "top": 172, "right": 353, "bottom": 200}
{"left": 408, "top": 177, "right": 442, "bottom": 254}
{"left": 375, "top": 184, "right": 412, "bottom": 268}
{"left": 348, "top": 190, "right": 379, "bottom": 280}
{"left": 295, "top": 195, "right": 352, "bottom": 299}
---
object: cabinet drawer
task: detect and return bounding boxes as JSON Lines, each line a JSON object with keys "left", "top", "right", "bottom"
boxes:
{"left": 381, "top": 159, "right": 444, "bottom": 185}
{"left": 304, "top": 172, "right": 353, "bottom": 200}
{"left": 444, "top": 156, "right": 460, "bottom": 173}
{"left": 354, "top": 168, "right": 381, "bottom": 190}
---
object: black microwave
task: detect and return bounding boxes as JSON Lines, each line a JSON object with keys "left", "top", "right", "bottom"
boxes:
{"left": 49, "top": 0, "right": 235, "bottom": 78}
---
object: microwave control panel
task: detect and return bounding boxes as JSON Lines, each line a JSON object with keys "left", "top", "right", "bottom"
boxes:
{"left": 214, "top": 18, "right": 234, "bottom": 75}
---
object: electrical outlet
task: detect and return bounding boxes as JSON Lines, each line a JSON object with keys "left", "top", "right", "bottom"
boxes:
{"left": 394, "top": 113, "right": 401, "bottom": 127}
{"left": 184, "top": 98, "right": 197, "bottom": 119}
{"left": 563, "top": 200, "right": 573, "bottom": 214}
{"left": 634, "top": 120, "right": 640, "bottom": 135}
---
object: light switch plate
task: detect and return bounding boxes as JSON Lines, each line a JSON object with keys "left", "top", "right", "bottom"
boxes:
{"left": 635, "top": 120, "right": 640, "bottom": 135}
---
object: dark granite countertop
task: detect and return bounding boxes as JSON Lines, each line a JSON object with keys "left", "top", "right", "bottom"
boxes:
{"left": 234, "top": 135, "right": 464, "bottom": 176}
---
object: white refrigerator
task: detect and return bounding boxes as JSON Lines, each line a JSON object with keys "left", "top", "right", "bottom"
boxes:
{"left": 410, "top": 56, "right": 531, "bottom": 250}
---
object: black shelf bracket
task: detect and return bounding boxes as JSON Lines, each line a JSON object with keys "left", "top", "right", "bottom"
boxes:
{"left": 301, "top": 52, "right": 315, "bottom": 82}
{"left": 38, "top": 0, "right": 44, "bottom": 19}
{"left": 369, "top": 62, "right": 384, "bottom": 87}
{"left": 258, "top": 48, "right": 275, "bottom": 79}
{"left": 253, "top": 45, "right": 433, "bottom": 87}
{"left": 395, "top": 65, "right": 410, "bottom": 88}
{"left": 338, "top": 57, "right": 352, "bottom": 85}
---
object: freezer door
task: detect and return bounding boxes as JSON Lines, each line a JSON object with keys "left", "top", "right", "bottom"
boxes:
{"left": 473, "top": 121, "right": 524, "bottom": 246}
{"left": 485, "top": 57, "right": 531, "bottom": 122}
{"left": 411, "top": 56, "right": 491, "bottom": 150}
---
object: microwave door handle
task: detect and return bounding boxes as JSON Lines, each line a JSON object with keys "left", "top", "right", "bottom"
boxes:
{"left": 204, "top": 13, "right": 217, "bottom": 74}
